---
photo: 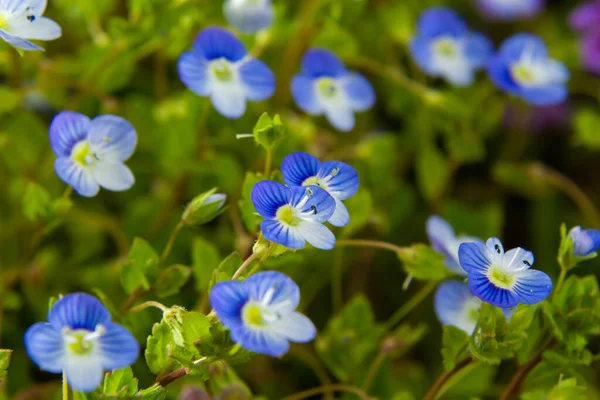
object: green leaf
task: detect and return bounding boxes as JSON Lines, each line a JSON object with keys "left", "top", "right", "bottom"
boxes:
{"left": 416, "top": 143, "right": 450, "bottom": 201}
{"left": 441, "top": 326, "right": 469, "bottom": 371}
{"left": 121, "top": 237, "right": 160, "bottom": 294}
{"left": 574, "top": 109, "right": 600, "bottom": 150}
{"left": 0, "top": 87, "right": 21, "bottom": 115}
{"left": 0, "top": 350, "right": 12, "bottom": 378}
{"left": 253, "top": 113, "right": 285, "bottom": 149}
{"left": 155, "top": 265, "right": 192, "bottom": 298}
{"left": 493, "top": 163, "right": 554, "bottom": 199}
{"left": 103, "top": 367, "right": 138, "bottom": 396}
{"left": 192, "top": 237, "right": 221, "bottom": 293}
{"left": 397, "top": 244, "right": 450, "bottom": 281}
{"left": 547, "top": 377, "right": 587, "bottom": 400}
{"left": 209, "top": 253, "right": 242, "bottom": 289}
{"left": 164, "top": 309, "right": 212, "bottom": 352}
{"left": 22, "top": 182, "right": 51, "bottom": 222}
{"left": 238, "top": 172, "right": 266, "bottom": 232}
{"left": 145, "top": 319, "right": 175, "bottom": 374}
{"left": 137, "top": 384, "right": 167, "bottom": 400}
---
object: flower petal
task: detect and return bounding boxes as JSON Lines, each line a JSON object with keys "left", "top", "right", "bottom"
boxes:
{"left": 178, "top": 52, "right": 211, "bottom": 96}
{"left": 49, "top": 111, "right": 91, "bottom": 157}
{"left": 512, "top": 269, "right": 553, "bottom": 305}
{"left": 570, "top": 227, "right": 600, "bottom": 257}
{"left": 295, "top": 220, "right": 336, "bottom": 250}
{"left": 485, "top": 237, "right": 505, "bottom": 265}
{"left": 569, "top": 1, "right": 600, "bottom": 32}
{"left": 48, "top": 293, "right": 112, "bottom": 332}
{"left": 245, "top": 271, "right": 300, "bottom": 312}
{"left": 464, "top": 33, "right": 494, "bottom": 69}
{"left": 210, "top": 280, "right": 249, "bottom": 329}
{"left": 503, "top": 248, "right": 534, "bottom": 271}
{"left": 281, "top": 152, "right": 321, "bottom": 187}
{"left": 341, "top": 73, "right": 375, "bottom": 112}
{"left": 328, "top": 198, "right": 349, "bottom": 227}
{"left": 90, "top": 160, "right": 135, "bottom": 192}
{"left": 434, "top": 281, "right": 481, "bottom": 334}
{"left": 88, "top": 115, "right": 137, "bottom": 161}
{"left": 0, "top": 29, "right": 43, "bottom": 50}
{"left": 427, "top": 216, "right": 456, "bottom": 260}
{"left": 291, "top": 75, "right": 322, "bottom": 114}
{"left": 223, "top": 0, "right": 274, "bottom": 34}
{"left": 324, "top": 100, "right": 355, "bottom": 132}
{"left": 24, "top": 323, "right": 64, "bottom": 373}
{"left": 210, "top": 80, "right": 247, "bottom": 119}
{"left": 229, "top": 326, "right": 289, "bottom": 357}
{"left": 416, "top": 7, "right": 467, "bottom": 38}
{"left": 498, "top": 33, "right": 548, "bottom": 62}
{"left": 269, "top": 312, "right": 316, "bottom": 343}
{"left": 318, "top": 160, "right": 359, "bottom": 200}
{"left": 192, "top": 26, "right": 247, "bottom": 62}
{"left": 300, "top": 48, "right": 347, "bottom": 78}
{"left": 9, "top": 17, "right": 60, "bottom": 40}
{"left": 3, "top": 0, "right": 47, "bottom": 16}
{"left": 251, "top": 180, "right": 290, "bottom": 218}
{"left": 99, "top": 322, "right": 139, "bottom": 371}
{"left": 64, "top": 351, "right": 104, "bottom": 393}
{"left": 239, "top": 58, "right": 275, "bottom": 101}
{"left": 261, "top": 219, "right": 306, "bottom": 249}
{"left": 54, "top": 158, "right": 100, "bottom": 198}
{"left": 290, "top": 186, "right": 336, "bottom": 223}
{"left": 468, "top": 272, "right": 520, "bottom": 308}
{"left": 458, "top": 241, "right": 491, "bottom": 274}
{"left": 518, "top": 84, "right": 568, "bottom": 106}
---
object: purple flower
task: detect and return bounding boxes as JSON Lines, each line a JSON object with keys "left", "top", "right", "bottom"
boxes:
{"left": 477, "top": 0, "right": 545, "bottom": 21}
{"left": 569, "top": 1, "right": 600, "bottom": 33}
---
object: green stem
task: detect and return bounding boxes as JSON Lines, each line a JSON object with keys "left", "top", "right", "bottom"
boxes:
{"left": 9, "top": 49, "right": 21, "bottom": 89}
{"left": 422, "top": 357, "right": 473, "bottom": 400}
{"left": 281, "top": 384, "right": 371, "bottom": 400}
{"left": 332, "top": 249, "right": 344, "bottom": 313}
{"left": 554, "top": 267, "right": 567, "bottom": 298}
{"left": 62, "top": 370, "right": 69, "bottom": 400}
{"left": 62, "top": 186, "right": 73, "bottom": 199}
{"left": 383, "top": 281, "right": 437, "bottom": 331}
{"left": 264, "top": 147, "right": 273, "bottom": 177}
{"left": 335, "top": 239, "right": 405, "bottom": 254}
{"left": 231, "top": 252, "right": 259, "bottom": 281}
{"left": 160, "top": 221, "right": 185, "bottom": 263}
{"left": 129, "top": 301, "right": 169, "bottom": 314}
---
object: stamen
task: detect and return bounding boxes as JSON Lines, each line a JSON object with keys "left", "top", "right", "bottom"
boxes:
{"left": 310, "top": 205, "right": 317, "bottom": 214}
{"left": 494, "top": 244, "right": 502, "bottom": 254}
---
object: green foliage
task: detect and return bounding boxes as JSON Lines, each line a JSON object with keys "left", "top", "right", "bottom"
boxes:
{"left": 155, "top": 265, "right": 192, "bottom": 298}
{"left": 253, "top": 112, "right": 286, "bottom": 150}
{"left": 239, "top": 172, "right": 266, "bottom": 232}
{"left": 442, "top": 326, "right": 469, "bottom": 371}
{"left": 192, "top": 237, "right": 221, "bottom": 293}
{"left": 182, "top": 188, "right": 228, "bottom": 226}
{"left": 574, "top": 109, "right": 600, "bottom": 150}
{"left": 210, "top": 253, "right": 242, "bottom": 288}
{"left": 121, "top": 238, "right": 160, "bottom": 294}
{"left": 0, "top": 350, "right": 11, "bottom": 379}
{"left": 397, "top": 244, "right": 451, "bottom": 281}
{"left": 103, "top": 367, "right": 138, "bottom": 396}
{"left": 22, "top": 182, "right": 52, "bottom": 222}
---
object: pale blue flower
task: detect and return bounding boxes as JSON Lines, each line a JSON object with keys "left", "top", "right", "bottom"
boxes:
{"left": 224, "top": 0, "right": 274, "bottom": 34}
{"left": 477, "top": 0, "right": 545, "bottom": 21}
{"left": 568, "top": 226, "right": 600, "bottom": 257}
{"left": 435, "top": 280, "right": 482, "bottom": 335}
{"left": 0, "top": 0, "right": 61, "bottom": 51}
{"left": 426, "top": 215, "right": 480, "bottom": 276}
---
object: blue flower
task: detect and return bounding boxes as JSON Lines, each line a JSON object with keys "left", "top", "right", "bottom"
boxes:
{"left": 281, "top": 152, "right": 359, "bottom": 227}
{"left": 477, "top": 0, "right": 545, "bottom": 21}
{"left": 291, "top": 48, "right": 375, "bottom": 132}
{"left": 488, "top": 34, "right": 569, "bottom": 106}
{"left": 409, "top": 7, "right": 493, "bottom": 87}
{"left": 224, "top": 0, "right": 274, "bottom": 34}
{"left": 49, "top": 111, "right": 137, "bottom": 197}
{"left": 24, "top": 293, "right": 139, "bottom": 393}
{"left": 435, "top": 281, "right": 482, "bottom": 335}
{"left": 210, "top": 271, "right": 316, "bottom": 357}
{"left": 458, "top": 238, "right": 553, "bottom": 308}
{"left": 0, "top": 0, "right": 61, "bottom": 51}
{"left": 178, "top": 26, "right": 275, "bottom": 119}
{"left": 251, "top": 180, "right": 336, "bottom": 250}
{"left": 426, "top": 216, "right": 481, "bottom": 276}
{"left": 568, "top": 226, "right": 600, "bottom": 257}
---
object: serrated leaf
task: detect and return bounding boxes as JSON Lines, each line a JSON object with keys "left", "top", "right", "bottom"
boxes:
{"left": 239, "top": 172, "right": 266, "bottom": 232}
{"left": 103, "top": 367, "right": 138, "bottom": 396}
{"left": 155, "top": 264, "right": 191, "bottom": 298}
{"left": 209, "top": 253, "right": 242, "bottom": 289}
{"left": 121, "top": 237, "right": 160, "bottom": 294}
{"left": 137, "top": 384, "right": 167, "bottom": 400}
{"left": 192, "top": 238, "right": 221, "bottom": 293}
{"left": 0, "top": 350, "right": 12, "bottom": 378}
{"left": 441, "top": 326, "right": 469, "bottom": 371}
{"left": 145, "top": 319, "right": 175, "bottom": 374}
{"left": 397, "top": 244, "right": 450, "bottom": 281}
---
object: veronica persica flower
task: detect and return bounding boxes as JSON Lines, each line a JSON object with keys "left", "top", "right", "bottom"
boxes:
{"left": 458, "top": 238, "right": 553, "bottom": 308}
{"left": 291, "top": 48, "right": 375, "bottom": 132}
{"left": 409, "top": 7, "right": 493, "bottom": 87}
{"left": 251, "top": 180, "right": 336, "bottom": 250}
{"left": 488, "top": 34, "right": 569, "bottom": 106}
{"left": 435, "top": 281, "right": 482, "bottom": 335}
{"left": 178, "top": 26, "right": 275, "bottom": 119}
{"left": 569, "top": 2, "right": 600, "bottom": 74}
{"left": 568, "top": 226, "right": 600, "bottom": 257}
{"left": 426, "top": 216, "right": 480, "bottom": 276}
{"left": 281, "top": 152, "right": 359, "bottom": 227}
{"left": 24, "top": 293, "right": 139, "bottom": 393}
{"left": 476, "top": 0, "right": 545, "bottom": 21}
{"left": 0, "top": 0, "right": 61, "bottom": 51}
{"left": 210, "top": 271, "right": 316, "bottom": 357}
{"left": 49, "top": 111, "right": 137, "bottom": 197}
{"left": 224, "top": 0, "right": 274, "bottom": 34}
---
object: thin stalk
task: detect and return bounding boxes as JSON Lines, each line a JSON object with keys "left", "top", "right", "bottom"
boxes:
{"left": 362, "top": 348, "right": 387, "bottom": 392}
{"left": 157, "top": 356, "right": 208, "bottom": 387}
{"left": 9, "top": 49, "right": 21, "bottom": 89}
{"left": 554, "top": 268, "right": 567, "bottom": 297}
{"left": 128, "top": 301, "right": 169, "bottom": 314}
{"left": 336, "top": 239, "right": 405, "bottom": 254}
{"left": 281, "top": 384, "right": 372, "bottom": 400}
{"left": 160, "top": 221, "right": 185, "bottom": 263}
{"left": 498, "top": 353, "right": 543, "bottom": 400}
{"left": 62, "top": 370, "right": 69, "bottom": 400}
{"left": 62, "top": 186, "right": 73, "bottom": 199}
{"left": 422, "top": 357, "right": 473, "bottom": 400}
{"left": 383, "top": 281, "right": 437, "bottom": 331}
{"left": 231, "top": 252, "right": 259, "bottom": 280}
{"left": 264, "top": 147, "right": 273, "bottom": 177}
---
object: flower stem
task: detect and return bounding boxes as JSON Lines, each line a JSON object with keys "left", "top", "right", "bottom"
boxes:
{"left": 281, "top": 384, "right": 372, "bottom": 400}
{"left": 383, "top": 281, "right": 437, "bottom": 331}
{"left": 231, "top": 252, "right": 259, "bottom": 280}
{"left": 62, "top": 370, "right": 69, "bottom": 400}
{"left": 157, "top": 356, "right": 208, "bottom": 387}
{"left": 498, "top": 353, "right": 543, "bottom": 400}
{"left": 62, "top": 186, "right": 73, "bottom": 199}
{"left": 264, "top": 147, "right": 273, "bottom": 177}
{"left": 160, "top": 221, "right": 186, "bottom": 263}
{"left": 129, "top": 301, "right": 169, "bottom": 314}
{"left": 554, "top": 267, "right": 567, "bottom": 298}
{"left": 422, "top": 357, "right": 473, "bottom": 400}
{"left": 335, "top": 239, "right": 405, "bottom": 254}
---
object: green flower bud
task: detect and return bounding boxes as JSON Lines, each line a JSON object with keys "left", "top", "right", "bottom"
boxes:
{"left": 182, "top": 189, "right": 227, "bottom": 226}
{"left": 253, "top": 112, "right": 285, "bottom": 150}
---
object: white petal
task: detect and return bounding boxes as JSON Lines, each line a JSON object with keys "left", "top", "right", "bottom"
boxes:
{"left": 328, "top": 197, "right": 349, "bottom": 227}
{"left": 320, "top": 92, "right": 355, "bottom": 132}
{"left": 64, "top": 351, "right": 105, "bottom": 393}
{"left": 209, "top": 79, "right": 247, "bottom": 119}
{"left": 8, "top": 17, "right": 61, "bottom": 40}
{"left": 295, "top": 220, "right": 335, "bottom": 250}
{"left": 90, "top": 160, "right": 134, "bottom": 192}
{"left": 269, "top": 312, "right": 316, "bottom": 343}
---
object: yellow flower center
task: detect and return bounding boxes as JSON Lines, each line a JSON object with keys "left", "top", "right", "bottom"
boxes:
{"left": 302, "top": 176, "right": 320, "bottom": 187}
{"left": 242, "top": 304, "right": 264, "bottom": 327}
{"left": 71, "top": 141, "right": 92, "bottom": 166}
{"left": 212, "top": 59, "right": 233, "bottom": 82}
{"left": 317, "top": 78, "right": 338, "bottom": 98}
{"left": 512, "top": 65, "right": 535, "bottom": 84}
{"left": 434, "top": 38, "right": 457, "bottom": 57}
{"left": 489, "top": 267, "right": 515, "bottom": 289}
{"left": 276, "top": 205, "right": 298, "bottom": 226}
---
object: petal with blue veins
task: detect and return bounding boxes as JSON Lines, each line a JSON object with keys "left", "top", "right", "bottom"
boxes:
{"left": 319, "top": 161, "right": 359, "bottom": 200}
{"left": 503, "top": 248, "right": 534, "bottom": 271}
{"left": 88, "top": 115, "right": 137, "bottom": 161}
{"left": 98, "top": 322, "right": 139, "bottom": 371}
{"left": 90, "top": 160, "right": 135, "bottom": 192}
{"left": 0, "top": 29, "right": 43, "bottom": 50}
{"left": 251, "top": 181, "right": 291, "bottom": 218}
{"left": 295, "top": 220, "right": 336, "bottom": 250}
{"left": 261, "top": 219, "right": 306, "bottom": 249}
{"left": 270, "top": 312, "right": 316, "bottom": 343}
{"left": 281, "top": 152, "right": 321, "bottom": 187}
{"left": 239, "top": 58, "right": 275, "bottom": 101}
{"left": 458, "top": 241, "right": 491, "bottom": 274}
{"left": 341, "top": 73, "right": 375, "bottom": 112}
{"left": 301, "top": 48, "right": 347, "bottom": 78}
{"left": 54, "top": 158, "right": 100, "bottom": 198}
{"left": 291, "top": 75, "right": 323, "bottom": 114}
{"left": 192, "top": 26, "right": 247, "bottom": 62}
{"left": 512, "top": 269, "right": 553, "bottom": 304}
{"left": 229, "top": 326, "right": 289, "bottom": 357}
{"left": 328, "top": 198, "right": 349, "bottom": 227}
{"left": 178, "top": 52, "right": 211, "bottom": 96}
{"left": 24, "top": 323, "right": 64, "bottom": 373}
{"left": 47, "top": 293, "right": 112, "bottom": 331}
{"left": 210, "top": 280, "right": 248, "bottom": 328}
{"left": 289, "top": 186, "right": 336, "bottom": 223}
{"left": 246, "top": 271, "right": 300, "bottom": 312}
{"left": 468, "top": 272, "right": 520, "bottom": 308}
{"left": 49, "top": 111, "right": 91, "bottom": 157}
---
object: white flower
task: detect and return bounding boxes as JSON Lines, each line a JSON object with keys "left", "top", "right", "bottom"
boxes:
{"left": 0, "top": 0, "right": 61, "bottom": 51}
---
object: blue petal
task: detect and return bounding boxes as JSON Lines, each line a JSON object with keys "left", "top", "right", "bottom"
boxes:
{"left": 250, "top": 180, "right": 291, "bottom": 218}
{"left": 191, "top": 26, "right": 247, "bottom": 62}
{"left": 487, "top": 56, "right": 521, "bottom": 94}
{"left": 519, "top": 84, "right": 568, "bottom": 106}
{"left": 261, "top": 219, "right": 306, "bottom": 249}
{"left": 281, "top": 152, "right": 321, "bottom": 187}
{"left": 434, "top": 281, "right": 480, "bottom": 334}
{"left": 296, "top": 221, "right": 336, "bottom": 250}
{"left": 291, "top": 75, "right": 322, "bottom": 114}
{"left": 427, "top": 216, "right": 456, "bottom": 260}
{"left": 458, "top": 241, "right": 491, "bottom": 274}
{"left": 0, "top": 29, "right": 43, "bottom": 51}
{"left": 224, "top": 0, "right": 274, "bottom": 34}
{"left": 464, "top": 33, "right": 494, "bottom": 68}
{"left": 245, "top": 271, "right": 300, "bottom": 312}
{"left": 512, "top": 270, "right": 553, "bottom": 305}
{"left": 178, "top": 52, "right": 210, "bottom": 96}
{"left": 342, "top": 72, "right": 375, "bottom": 111}
{"left": 328, "top": 198, "right": 349, "bottom": 227}
{"left": 319, "top": 161, "right": 359, "bottom": 200}
{"left": 210, "top": 80, "right": 247, "bottom": 119}
{"left": 300, "top": 48, "right": 347, "bottom": 78}
{"left": 88, "top": 115, "right": 137, "bottom": 161}
{"left": 229, "top": 326, "right": 289, "bottom": 357}
{"left": 416, "top": 7, "right": 467, "bottom": 38}
{"left": 54, "top": 158, "right": 99, "bottom": 198}
{"left": 99, "top": 322, "right": 139, "bottom": 371}
{"left": 210, "top": 280, "right": 249, "bottom": 329}
{"left": 239, "top": 58, "right": 275, "bottom": 101}
{"left": 469, "top": 273, "right": 520, "bottom": 308}
{"left": 270, "top": 312, "right": 316, "bottom": 343}
{"left": 290, "top": 186, "right": 336, "bottom": 223}
{"left": 49, "top": 111, "right": 91, "bottom": 157}
{"left": 24, "top": 323, "right": 64, "bottom": 373}
{"left": 502, "top": 248, "right": 534, "bottom": 271}
{"left": 48, "top": 293, "right": 112, "bottom": 331}
{"left": 409, "top": 36, "right": 435, "bottom": 75}
{"left": 498, "top": 34, "right": 548, "bottom": 62}
{"left": 570, "top": 227, "right": 600, "bottom": 257}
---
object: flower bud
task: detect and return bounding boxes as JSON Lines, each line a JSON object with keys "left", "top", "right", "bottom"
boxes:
{"left": 182, "top": 189, "right": 227, "bottom": 226}
{"left": 568, "top": 226, "right": 600, "bottom": 257}
{"left": 253, "top": 112, "right": 285, "bottom": 150}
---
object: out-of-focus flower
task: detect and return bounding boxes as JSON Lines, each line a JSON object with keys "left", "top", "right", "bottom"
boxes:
{"left": 49, "top": 111, "right": 137, "bottom": 197}
{"left": 178, "top": 26, "right": 275, "bottom": 119}
{"left": 476, "top": 0, "right": 545, "bottom": 21}
{"left": 251, "top": 181, "right": 336, "bottom": 250}
{"left": 488, "top": 34, "right": 569, "bottom": 106}
{"left": 210, "top": 271, "right": 316, "bottom": 357}
{"left": 568, "top": 226, "right": 600, "bottom": 257}
{"left": 182, "top": 189, "right": 227, "bottom": 226}
{"left": 291, "top": 48, "right": 375, "bottom": 132}
{"left": 435, "top": 280, "right": 482, "bottom": 334}
{"left": 25, "top": 293, "right": 139, "bottom": 392}
{"left": 569, "top": 1, "right": 600, "bottom": 33}
{"left": 458, "top": 238, "right": 553, "bottom": 308}
{"left": 0, "top": 0, "right": 61, "bottom": 51}
{"left": 224, "top": 0, "right": 274, "bottom": 34}
{"left": 409, "top": 7, "right": 493, "bottom": 87}
{"left": 281, "top": 152, "right": 359, "bottom": 227}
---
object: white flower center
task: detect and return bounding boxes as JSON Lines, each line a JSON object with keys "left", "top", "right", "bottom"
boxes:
{"left": 210, "top": 58, "right": 235, "bottom": 82}
{"left": 62, "top": 325, "right": 105, "bottom": 356}
{"left": 317, "top": 78, "right": 339, "bottom": 99}
{"left": 276, "top": 187, "right": 318, "bottom": 226}
{"left": 433, "top": 36, "right": 460, "bottom": 59}
{"left": 71, "top": 140, "right": 99, "bottom": 166}
{"left": 487, "top": 265, "right": 516, "bottom": 289}
{"left": 242, "top": 287, "right": 292, "bottom": 329}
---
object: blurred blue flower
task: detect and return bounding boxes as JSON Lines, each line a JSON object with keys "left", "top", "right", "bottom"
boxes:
{"left": 488, "top": 34, "right": 569, "bottom": 106}
{"left": 224, "top": 0, "right": 274, "bottom": 34}
{"left": 281, "top": 152, "right": 359, "bottom": 227}
{"left": 435, "top": 280, "right": 482, "bottom": 335}
{"left": 178, "top": 26, "right": 275, "bottom": 119}
{"left": 458, "top": 238, "right": 553, "bottom": 308}
{"left": 291, "top": 48, "right": 375, "bottom": 132}
{"left": 426, "top": 215, "right": 481, "bottom": 276}
{"left": 570, "top": 1, "right": 600, "bottom": 75}
{"left": 476, "top": 0, "right": 545, "bottom": 21}
{"left": 409, "top": 7, "right": 493, "bottom": 87}
{"left": 0, "top": 0, "right": 61, "bottom": 51}
{"left": 49, "top": 111, "right": 137, "bottom": 197}
{"left": 24, "top": 293, "right": 139, "bottom": 393}
{"left": 251, "top": 180, "right": 336, "bottom": 250}
{"left": 568, "top": 226, "right": 600, "bottom": 257}
{"left": 210, "top": 271, "right": 316, "bottom": 357}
